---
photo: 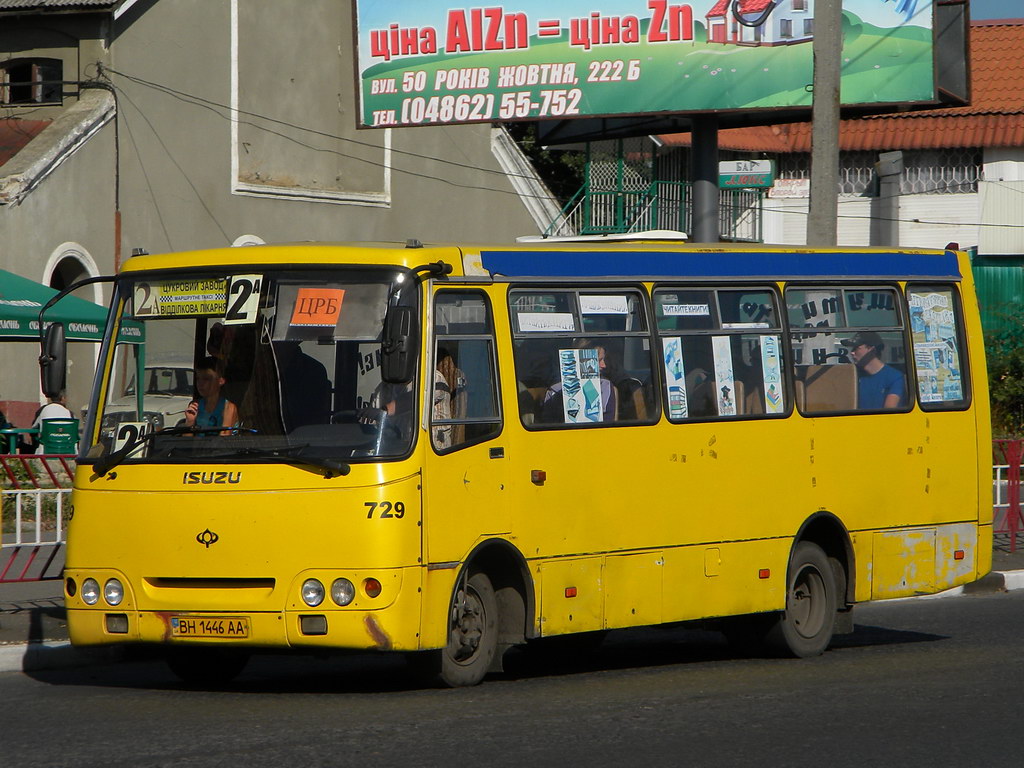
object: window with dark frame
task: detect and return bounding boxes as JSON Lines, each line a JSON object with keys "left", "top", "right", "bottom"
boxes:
{"left": 906, "top": 285, "right": 969, "bottom": 409}
{"left": 0, "top": 58, "right": 63, "bottom": 105}
{"left": 786, "top": 286, "right": 909, "bottom": 414}
{"left": 654, "top": 286, "right": 787, "bottom": 421}
{"left": 510, "top": 288, "right": 656, "bottom": 428}
{"left": 430, "top": 290, "right": 502, "bottom": 452}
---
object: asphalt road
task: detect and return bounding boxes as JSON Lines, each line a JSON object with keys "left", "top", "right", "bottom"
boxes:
{"left": 3, "top": 590, "right": 1024, "bottom": 768}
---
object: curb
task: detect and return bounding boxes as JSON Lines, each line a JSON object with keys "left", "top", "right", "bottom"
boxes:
{"left": 3, "top": 570, "right": 1024, "bottom": 675}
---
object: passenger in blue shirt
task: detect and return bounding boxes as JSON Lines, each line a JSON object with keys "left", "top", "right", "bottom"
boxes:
{"left": 841, "top": 331, "right": 905, "bottom": 410}
{"left": 184, "top": 356, "right": 239, "bottom": 435}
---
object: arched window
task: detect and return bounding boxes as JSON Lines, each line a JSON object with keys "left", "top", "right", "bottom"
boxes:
{"left": 0, "top": 58, "right": 63, "bottom": 105}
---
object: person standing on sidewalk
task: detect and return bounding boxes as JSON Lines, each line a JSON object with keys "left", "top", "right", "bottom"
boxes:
{"left": 26, "top": 391, "right": 72, "bottom": 453}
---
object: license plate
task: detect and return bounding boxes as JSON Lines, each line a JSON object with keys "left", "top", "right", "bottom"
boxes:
{"left": 170, "top": 616, "right": 250, "bottom": 639}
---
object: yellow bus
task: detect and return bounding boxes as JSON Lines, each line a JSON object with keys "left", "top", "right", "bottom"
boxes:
{"left": 47, "top": 239, "right": 991, "bottom": 685}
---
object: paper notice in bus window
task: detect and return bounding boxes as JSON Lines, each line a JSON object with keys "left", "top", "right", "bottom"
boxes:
{"left": 580, "top": 295, "right": 628, "bottom": 315}
{"left": 558, "top": 348, "right": 603, "bottom": 424}
{"left": 712, "top": 336, "right": 737, "bottom": 416}
{"left": 290, "top": 288, "right": 345, "bottom": 327}
{"left": 909, "top": 291, "right": 963, "bottom": 402}
{"left": 760, "top": 335, "right": 784, "bottom": 414}
{"left": 662, "top": 304, "right": 710, "bottom": 317}
{"left": 518, "top": 312, "right": 575, "bottom": 332}
{"left": 722, "top": 322, "right": 770, "bottom": 329}
{"left": 133, "top": 278, "right": 227, "bottom": 318}
{"left": 662, "top": 337, "right": 688, "bottom": 419}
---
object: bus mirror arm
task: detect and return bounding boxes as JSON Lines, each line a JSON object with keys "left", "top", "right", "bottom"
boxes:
{"left": 37, "top": 275, "right": 115, "bottom": 399}
{"left": 381, "top": 261, "right": 451, "bottom": 384}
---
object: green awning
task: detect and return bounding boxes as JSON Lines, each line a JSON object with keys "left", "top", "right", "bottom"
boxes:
{"left": 0, "top": 269, "right": 138, "bottom": 343}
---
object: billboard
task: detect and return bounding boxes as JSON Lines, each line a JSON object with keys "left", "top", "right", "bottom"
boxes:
{"left": 354, "top": 0, "right": 946, "bottom": 129}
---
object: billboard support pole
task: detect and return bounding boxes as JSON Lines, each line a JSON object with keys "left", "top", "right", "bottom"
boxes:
{"left": 807, "top": 1, "right": 843, "bottom": 246}
{"left": 691, "top": 115, "right": 719, "bottom": 243}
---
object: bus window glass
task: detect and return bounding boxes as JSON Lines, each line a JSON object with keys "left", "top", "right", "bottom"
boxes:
{"left": 719, "top": 290, "right": 776, "bottom": 328}
{"left": 657, "top": 286, "right": 785, "bottom": 421}
{"left": 845, "top": 289, "right": 899, "bottom": 328}
{"left": 787, "top": 286, "right": 908, "bottom": 414}
{"left": 93, "top": 269, "right": 416, "bottom": 463}
{"left": 511, "top": 292, "right": 576, "bottom": 333}
{"left": 655, "top": 290, "right": 716, "bottom": 331}
{"left": 786, "top": 288, "right": 845, "bottom": 330}
{"left": 907, "top": 287, "right": 968, "bottom": 408}
{"left": 432, "top": 291, "right": 501, "bottom": 451}
{"left": 581, "top": 293, "right": 644, "bottom": 332}
{"left": 512, "top": 289, "right": 655, "bottom": 428}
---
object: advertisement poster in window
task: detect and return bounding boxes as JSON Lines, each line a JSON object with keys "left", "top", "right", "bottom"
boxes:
{"left": 712, "top": 336, "right": 737, "bottom": 416}
{"left": 557, "top": 348, "right": 603, "bottom": 423}
{"left": 909, "top": 291, "right": 963, "bottom": 402}
{"left": 760, "top": 334, "right": 784, "bottom": 414}
{"left": 662, "top": 336, "right": 688, "bottom": 419}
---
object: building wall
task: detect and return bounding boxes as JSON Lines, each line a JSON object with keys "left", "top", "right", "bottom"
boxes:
{"left": 763, "top": 150, "right": 1024, "bottom": 254}
{"left": 0, "top": 0, "right": 555, "bottom": 428}
{"left": 109, "top": 0, "right": 547, "bottom": 257}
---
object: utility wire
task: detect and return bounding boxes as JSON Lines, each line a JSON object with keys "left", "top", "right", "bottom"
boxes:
{"left": 103, "top": 67, "right": 561, "bottom": 203}
{"left": 96, "top": 68, "right": 1024, "bottom": 230}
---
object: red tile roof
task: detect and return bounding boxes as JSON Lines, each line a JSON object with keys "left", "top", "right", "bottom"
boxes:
{"left": 0, "top": 118, "right": 50, "bottom": 167}
{"left": 707, "top": 0, "right": 774, "bottom": 18}
{"left": 660, "top": 19, "right": 1024, "bottom": 152}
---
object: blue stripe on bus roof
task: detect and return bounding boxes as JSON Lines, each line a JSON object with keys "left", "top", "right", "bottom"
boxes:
{"left": 479, "top": 250, "right": 962, "bottom": 279}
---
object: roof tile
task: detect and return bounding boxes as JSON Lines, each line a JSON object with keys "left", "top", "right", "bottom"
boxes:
{"left": 0, "top": 119, "right": 50, "bottom": 168}
{"left": 661, "top": 20, "right": 1024, "bottom": 151}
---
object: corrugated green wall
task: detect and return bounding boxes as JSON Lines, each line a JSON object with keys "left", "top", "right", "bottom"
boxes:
{"left": 972, "top": 257, "right": 1024, "bottom": 334}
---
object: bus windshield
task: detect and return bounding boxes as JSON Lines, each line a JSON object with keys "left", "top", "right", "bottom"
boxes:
{"left": 91, "top": 267, "right": 416, "bottom": 463}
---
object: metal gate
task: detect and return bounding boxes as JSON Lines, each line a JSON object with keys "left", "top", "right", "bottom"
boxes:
{"left": 1, "top": 454, "right": 72, "bottom": 582}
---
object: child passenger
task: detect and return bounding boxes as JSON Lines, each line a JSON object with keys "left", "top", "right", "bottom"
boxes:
{"left": 184, "top": 356, "right": 239, "bottom": 435}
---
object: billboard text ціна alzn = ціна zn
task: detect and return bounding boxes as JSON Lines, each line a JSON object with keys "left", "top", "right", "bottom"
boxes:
{"left": 354, "top": 0, "right": 946, "bottom": 129}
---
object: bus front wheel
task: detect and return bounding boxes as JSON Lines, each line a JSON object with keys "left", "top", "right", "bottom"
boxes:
{"left": 440, "top": 571, "right": 498, "bottom": 687}
{"left": 766, "top": 541, "right": 837, "bottom": 658}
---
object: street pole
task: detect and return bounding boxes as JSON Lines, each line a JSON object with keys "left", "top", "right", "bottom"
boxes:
{"left": 806, "top": 0, "right": 843, "bottom": 246}
{"left": 691, "top": 115, "right": 719, "bottom": 243}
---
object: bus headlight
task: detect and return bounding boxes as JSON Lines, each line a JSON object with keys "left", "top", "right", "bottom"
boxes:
{"left": 301, "top": 579, "right": 325, "bottom": 607}
{"left": 331, "top": 578, "right": 355, "bottom": 606}
{"left": 81, "top": 578, "right": 101, "bottom": 605}
{"left": 104, "top": 578, "right": 124, "bottom": 606}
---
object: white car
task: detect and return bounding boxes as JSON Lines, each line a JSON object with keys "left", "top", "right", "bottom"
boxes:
{"left": 97, "top": 363, "right": 194, "bottom": 432}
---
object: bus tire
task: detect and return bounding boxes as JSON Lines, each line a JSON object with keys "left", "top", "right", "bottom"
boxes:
{"left": 165, "top": 647, "right": 249, "bottom": 685}
{"left": 765, "top": 541, "right": 837, "bottom": 658}
{"left": 440, "top": 571, "right": 498, "bottom": 687}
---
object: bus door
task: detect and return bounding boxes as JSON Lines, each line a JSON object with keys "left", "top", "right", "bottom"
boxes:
{"left": 423, "top": 288, "right": 508, "bottom": 564}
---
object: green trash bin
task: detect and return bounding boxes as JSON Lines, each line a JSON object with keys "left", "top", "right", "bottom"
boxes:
{"left": 40, "top": 418, "right": 79, "bottom": 454}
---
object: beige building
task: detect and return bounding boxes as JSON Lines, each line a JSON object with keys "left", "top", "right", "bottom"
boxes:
{"left": 0, "top": 0, "right": 556, "bottom": 424}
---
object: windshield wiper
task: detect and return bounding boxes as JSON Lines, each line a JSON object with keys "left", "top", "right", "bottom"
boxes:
{"left": 92, "top": 425, "right": 253, "bottom": 477}
{"left": 230, "top": 445, "right": 350, "bottom": 477}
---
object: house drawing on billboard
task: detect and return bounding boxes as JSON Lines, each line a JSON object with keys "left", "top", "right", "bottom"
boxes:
{"left": 706, "top": 0, "right": 815, "bottom": 46}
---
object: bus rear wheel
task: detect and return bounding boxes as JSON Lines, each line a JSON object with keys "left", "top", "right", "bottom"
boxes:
{"left": 766, "top": 541, "right": 838, "bottom": 658}
{"left": 440, "top": 571, "right": 498, "bottom": 687}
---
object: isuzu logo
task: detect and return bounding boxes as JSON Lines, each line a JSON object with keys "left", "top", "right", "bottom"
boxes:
{"left": 182, "top": 471, "right": 242, "bottom": 485}
{"left": 196, "top": 529, "right": 219, "bottom": 548}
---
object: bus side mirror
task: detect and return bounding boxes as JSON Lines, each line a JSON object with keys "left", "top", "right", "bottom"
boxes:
{"left": 40, "top": 322, "right": 67, "bottom": 398}
{"left": 381, "top": 306, "right": 417, "bottom": 384}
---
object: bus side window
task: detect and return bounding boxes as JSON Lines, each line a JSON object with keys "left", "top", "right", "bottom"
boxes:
{"left": 431, "top": 291, "right": 502, "bottom": 452}
{"left": 510, "top": 289, "right": 656, "bottom": 429}
{"left": 907, "top": 285, "right": 969, "bottom": 409}
{"left": 787, "top": 286, "right": 909, "bottom": 414}
{"left": 656, "top": 287, "right": 786, "bottom": 421}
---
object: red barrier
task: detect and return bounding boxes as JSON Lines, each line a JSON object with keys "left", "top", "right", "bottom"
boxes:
{"left": 994, "top": 439, "right": 1024, "bottom": 552}
{"left": 0, "top": 453, "right": 73, "bottom": 582}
